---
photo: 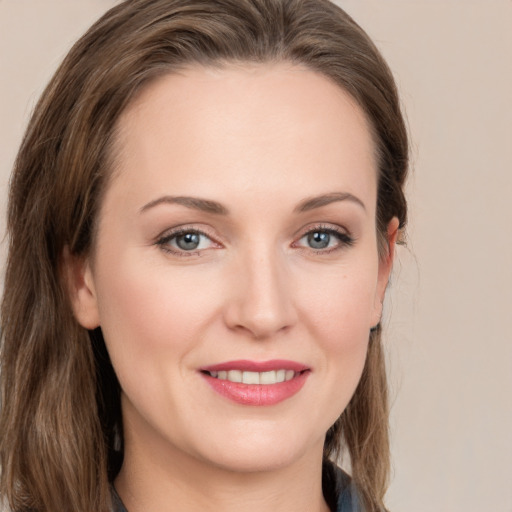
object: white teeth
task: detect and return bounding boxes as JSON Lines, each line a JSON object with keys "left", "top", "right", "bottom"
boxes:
{"left": 227, "top": 370, "right": 242, "bottom": 383}
{"left": 259, "top": 370, "right": 276, "bottom": 384}
{"left": 242, "top": 371, "right": 260, "bottom": 384}
{"left": 209, "top": 369, "right": 298, "bottom": 384}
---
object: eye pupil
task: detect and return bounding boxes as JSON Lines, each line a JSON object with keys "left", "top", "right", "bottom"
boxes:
{"left": 176, "top": 232, "right": 200, "bottom": 250}
{"left": 307, "top": 231, "right": 330, "bottom": 249}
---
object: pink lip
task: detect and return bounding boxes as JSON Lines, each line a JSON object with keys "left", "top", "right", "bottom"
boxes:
{"left": 201, "top": 359, "right": 309, "bottom": 372}
{"left": 199, "top": 360, "right": 310, "bottom": 406}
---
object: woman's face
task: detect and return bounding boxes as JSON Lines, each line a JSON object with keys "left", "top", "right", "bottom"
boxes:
{"left": 71, "top": 64, "right": 396, "bottom": 474}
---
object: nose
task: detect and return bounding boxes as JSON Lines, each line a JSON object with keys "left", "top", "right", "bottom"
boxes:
{"left": 223, "top": 246, "right": 297, "bottom": 340}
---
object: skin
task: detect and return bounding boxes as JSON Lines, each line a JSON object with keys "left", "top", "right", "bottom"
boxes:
{"left": 68, "top": 63, "right": 398, "bottom": 512}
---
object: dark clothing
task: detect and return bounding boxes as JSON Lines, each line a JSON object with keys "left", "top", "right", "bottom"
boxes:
{"left": 335, "top": 471, "right": 361, "bottom": 511}
{"left": 324, "top": 461, "right": 362, "bottom": 512}
{"left": 111, "top": 463, "right": 361, "bottom": 512}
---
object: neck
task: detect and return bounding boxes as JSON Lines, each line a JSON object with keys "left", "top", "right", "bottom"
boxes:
{"left": 115, "top": 433, "right": 331, "bottom": 512}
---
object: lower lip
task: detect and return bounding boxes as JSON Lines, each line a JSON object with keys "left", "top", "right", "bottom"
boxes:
{"left": 201, "top": 371, "right": 310, "bottom": 406}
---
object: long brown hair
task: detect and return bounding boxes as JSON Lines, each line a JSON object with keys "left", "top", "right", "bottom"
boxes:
{"left": 0, "top": 1, "right": 408, "bottom": 511}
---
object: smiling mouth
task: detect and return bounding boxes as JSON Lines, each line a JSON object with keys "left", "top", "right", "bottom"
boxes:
{"left": 200, "top": 360, "right": 310, "bottom": 405}
{"left": 203, "top": 369, "right": 302, "bottom": 385}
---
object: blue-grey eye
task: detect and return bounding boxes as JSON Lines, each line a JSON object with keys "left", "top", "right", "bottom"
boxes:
{"left": 156, "top": 229, "right": 216, "bottom": 255}
{"left": 307, "top": 231, "right": 331, "bottom": 249}
{"left": 296, "top": 227, "right": 353, "bottom": 252}
{"left": 175, "top": 232, "right": 202, "bottom": 250}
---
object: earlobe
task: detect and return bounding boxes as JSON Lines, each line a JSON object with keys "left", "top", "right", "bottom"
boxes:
{"left": 61, "top": 246, "right": 100, "bottom": 330}
{"left": 372, "top": 217, "right": 400, "bottom": 327}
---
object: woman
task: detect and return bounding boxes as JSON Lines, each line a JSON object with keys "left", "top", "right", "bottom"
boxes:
{"left": 0, "top": 1, "right": 408, "bottom": 511}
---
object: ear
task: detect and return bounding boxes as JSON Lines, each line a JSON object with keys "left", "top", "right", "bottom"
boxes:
{"left": 61, "top": 246, "right": 100, "bottom": 329}
{"left": 372, "top": 217, "right": 400, "bottom": 327}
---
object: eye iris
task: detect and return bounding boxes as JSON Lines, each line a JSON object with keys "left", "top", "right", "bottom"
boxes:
{"left": 307, "top": 231, "right": 330, "bottom": 249}
{"left": 176, "top": 232, "right": 200, "bottom": 250}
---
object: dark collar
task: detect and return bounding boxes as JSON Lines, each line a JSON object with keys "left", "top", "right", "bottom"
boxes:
{"left": 322, "top": 460, "right": 361, "bottom": 512}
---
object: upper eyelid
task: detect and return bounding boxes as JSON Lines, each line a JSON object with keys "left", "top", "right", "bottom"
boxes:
{"left": 159, "top": 229, "right": 212, "bottom": 243}
{"left": 156, "top": 224, "right": 218, "bottom": 241}
{"left": 294, "top": 223, "right": 351, "bottom": 238}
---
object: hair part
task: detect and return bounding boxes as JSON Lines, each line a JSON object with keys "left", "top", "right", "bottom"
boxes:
{"left": 1, "top": 1, "right": 408, "bottom": 511}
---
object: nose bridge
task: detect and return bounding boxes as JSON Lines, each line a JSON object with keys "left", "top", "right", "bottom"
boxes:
{"left": 225, "top": 240, "right": 296, "bottom": 338}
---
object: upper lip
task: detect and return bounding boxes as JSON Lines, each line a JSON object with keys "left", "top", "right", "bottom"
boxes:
{"left": 200, "top": 359, "right": 309, "bottom": 373}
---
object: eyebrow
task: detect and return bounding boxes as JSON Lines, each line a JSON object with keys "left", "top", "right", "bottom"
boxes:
{"left": 140, "top": 196, "right": 229, "bottom": 215}
{"left": 294, "top": 192, "right": 366, "bottom": 213}
{"left": 140, "top": 191, "right": 365, "bottom": 216}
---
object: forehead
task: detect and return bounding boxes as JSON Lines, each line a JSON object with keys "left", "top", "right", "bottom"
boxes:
{"left": 108, "top": 63, "right": 377, "bottom": 212}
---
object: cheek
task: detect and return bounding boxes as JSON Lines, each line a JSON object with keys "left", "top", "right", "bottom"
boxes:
{"left": 295, "top": 262, "right": 377, "bottom": 411}
{"left": 92, "top": 252, "right": 220, "bottom": 374}
{"left": 297, "top": 262, "right": 378, "bottom": 345}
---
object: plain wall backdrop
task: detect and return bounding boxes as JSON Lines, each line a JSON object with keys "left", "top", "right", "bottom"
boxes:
{"left": 1, "top": 1, "right": 511, "bottom": 511}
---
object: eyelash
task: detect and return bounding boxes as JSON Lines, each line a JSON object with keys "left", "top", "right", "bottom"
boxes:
{"left": 155, "top": 227, "right": 218, "bottom": 257}
{"left": 294, "top": 224, "right": 355, "bottom": 254}
{"left": 155, "top": 224, "right": 354, "bottom": 257}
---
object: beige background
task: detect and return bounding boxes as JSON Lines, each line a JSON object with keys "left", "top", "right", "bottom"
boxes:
{"left": 1, "top": 1, "right": 511, "bottom": 511}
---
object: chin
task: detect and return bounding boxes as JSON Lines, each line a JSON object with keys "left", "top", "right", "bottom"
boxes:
{"left": 188, "top": 425, "right": 324, "bottom": 475}
{"left": 206, "top": 448, "right": 304, "bottom": 474}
